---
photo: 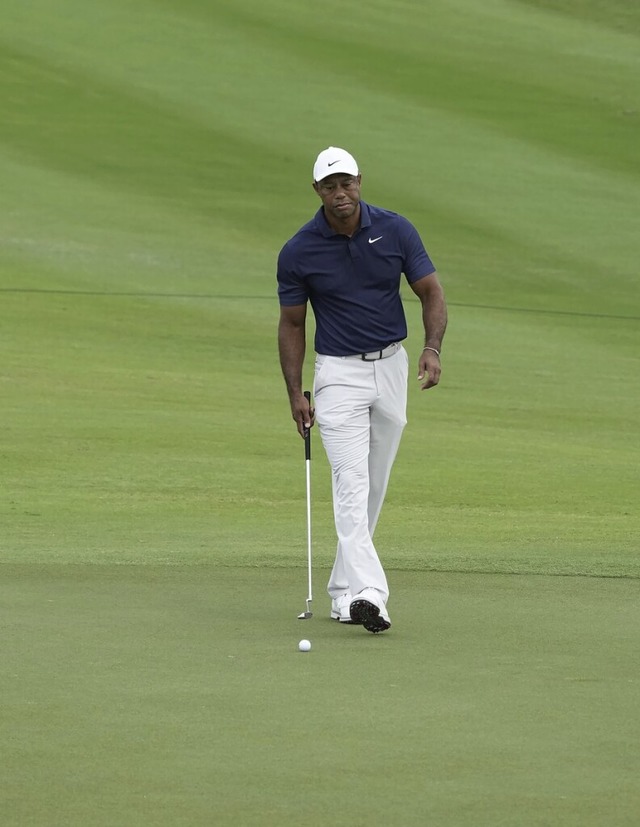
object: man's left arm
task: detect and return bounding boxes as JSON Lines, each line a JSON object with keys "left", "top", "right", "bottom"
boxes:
{"left": 409, "top": 273, "right": 448, "bottom": 391}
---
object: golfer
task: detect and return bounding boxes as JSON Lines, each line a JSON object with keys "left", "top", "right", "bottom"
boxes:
{"left": 277, "top": 147, "right": 447, "bottom": 633}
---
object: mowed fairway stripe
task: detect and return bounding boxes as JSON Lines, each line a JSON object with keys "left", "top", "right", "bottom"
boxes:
{"left": 2, "top": 0, "right": 639, "bottom": 302}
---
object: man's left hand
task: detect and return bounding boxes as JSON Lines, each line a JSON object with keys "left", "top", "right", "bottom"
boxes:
{"left": 418, "top": 351, "right": 441, "bottom": 390}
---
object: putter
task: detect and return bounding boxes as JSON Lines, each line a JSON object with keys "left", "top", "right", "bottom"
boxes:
{"left": 298, "top": 391, "right": 313, "bottom": 620}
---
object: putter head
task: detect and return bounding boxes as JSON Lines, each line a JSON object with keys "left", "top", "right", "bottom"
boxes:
{"left": 298, "top": 599, "right": 313, "bottom": 619}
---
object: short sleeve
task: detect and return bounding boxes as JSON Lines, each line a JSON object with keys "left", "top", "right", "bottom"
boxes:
{"left": 276, "top": 243, "right": 309, "bottom": 306}
{"left": 398, "top": 216, "right": 436, "bottom": 283}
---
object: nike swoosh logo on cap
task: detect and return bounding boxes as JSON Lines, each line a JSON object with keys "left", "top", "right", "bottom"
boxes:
{"left": 327, "top": 160, "right": 341, "bottom": 166}
{"left": 368, "top": 236, "right": 383, "bottom": 244}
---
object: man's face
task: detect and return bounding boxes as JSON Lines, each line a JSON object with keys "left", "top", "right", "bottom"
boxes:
{"left": 313, "top": 173, "right": 362, "bottom": 221}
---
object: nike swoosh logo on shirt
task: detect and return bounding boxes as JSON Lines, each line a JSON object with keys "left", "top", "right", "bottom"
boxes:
{"left": 368, "top": 236, "right": 383, "bottom": 244}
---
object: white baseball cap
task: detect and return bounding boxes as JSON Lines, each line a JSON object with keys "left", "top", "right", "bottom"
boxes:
{"left": 313, "top": 146, "right": 359, "bottom": 182}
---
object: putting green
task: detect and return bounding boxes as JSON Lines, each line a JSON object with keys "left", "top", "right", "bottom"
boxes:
{"left": 2, "top": 566, "right": 639, "bottom": 826}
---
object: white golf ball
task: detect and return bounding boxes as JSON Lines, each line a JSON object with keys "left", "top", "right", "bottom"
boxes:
{"left": 298, "top": 639, "right": 311, "bottom": 652}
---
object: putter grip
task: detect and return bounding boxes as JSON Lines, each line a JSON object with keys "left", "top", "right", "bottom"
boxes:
{"left": 304, "top": 391, "right": 311, "bottom": 460}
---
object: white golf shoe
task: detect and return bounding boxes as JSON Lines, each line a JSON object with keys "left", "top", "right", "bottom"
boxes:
{"left": 349, "top": 588, "right": 391, "bottom": 633}
{"left": 330, "top": 594, "right": 359, "bottom": 624}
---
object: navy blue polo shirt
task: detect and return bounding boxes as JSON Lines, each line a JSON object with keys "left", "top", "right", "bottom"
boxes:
{"left": 277, "top": 201, "right": 435, "bottom": 356}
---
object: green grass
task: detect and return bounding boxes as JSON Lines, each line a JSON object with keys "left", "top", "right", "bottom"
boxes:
{"left": 1, "top": 0, "right": 639, "bottom": 824}
{"left": 3, "top": 567, "right": 640, "bottom": 827}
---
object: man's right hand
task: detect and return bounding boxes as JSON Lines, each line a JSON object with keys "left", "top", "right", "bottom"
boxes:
{"left": 291, "top": 392, "right": 315, "bottom": 438}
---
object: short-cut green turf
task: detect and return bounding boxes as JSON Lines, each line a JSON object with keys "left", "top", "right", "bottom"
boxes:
{"left": 1, "top": 0, "right": 639, "bottom": 824}
{"left": 3, "top": 566, "right": 640, "bottom": 827}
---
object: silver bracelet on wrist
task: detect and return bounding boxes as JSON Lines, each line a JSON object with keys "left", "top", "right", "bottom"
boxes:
{"left": 423, "top": 346, "right": 441, "bottom": 357}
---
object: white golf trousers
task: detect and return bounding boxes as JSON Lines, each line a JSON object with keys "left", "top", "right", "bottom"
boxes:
{"left": 313, "top": 346, "right": 409, "bottom": 603}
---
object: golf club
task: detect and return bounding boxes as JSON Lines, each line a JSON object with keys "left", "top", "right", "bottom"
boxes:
{"left": 298, "top": 391, "right": 313, "bottom": 619}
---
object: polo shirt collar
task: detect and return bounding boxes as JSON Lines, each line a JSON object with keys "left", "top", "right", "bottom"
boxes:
{"left": 314, "top": 201, "right": 372, "bottom": 237}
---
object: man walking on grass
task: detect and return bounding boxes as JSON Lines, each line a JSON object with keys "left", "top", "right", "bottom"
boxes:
{"left": 277, "top": 146, "right": 447, "bottom": 633}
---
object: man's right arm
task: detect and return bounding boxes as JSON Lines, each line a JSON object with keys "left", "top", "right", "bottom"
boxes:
{"left": 278, "top": 304, "right": 313, "bottom": 437}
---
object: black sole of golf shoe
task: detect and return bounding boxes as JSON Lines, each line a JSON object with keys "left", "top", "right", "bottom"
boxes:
{"left": 349, "top": 599, "right": 391, "bottom": 634}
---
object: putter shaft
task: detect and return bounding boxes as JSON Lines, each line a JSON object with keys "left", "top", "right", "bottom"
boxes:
{"left": 297, "top": 391, "right": 313, "bottom": 619}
